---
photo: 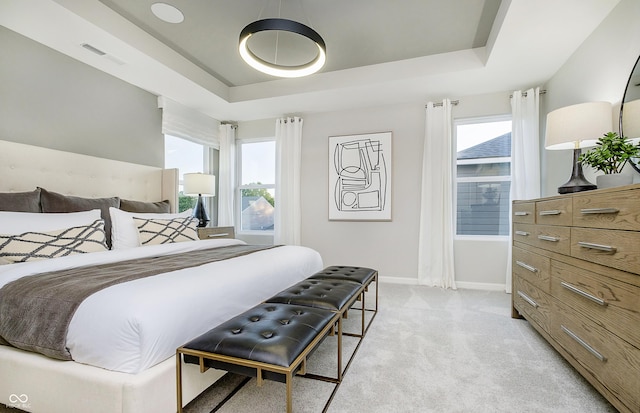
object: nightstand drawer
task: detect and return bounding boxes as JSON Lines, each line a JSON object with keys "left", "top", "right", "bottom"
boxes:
{"left": 573, "top": 188, "right": 640, "bottom": 231}
{"left": 536, "top": 198, "right": 572, "bottom": 226}
{"left": 571, "top": 228, "right": 640, "bottom": 274}
{"left": 513, "top": 246, "right": 551, "bottom": 292}
{"left": 551, "top": 261, "right": 640, "bottom": 346}
{"left": 513, "top": 277, "right": 553, "bottom": 334}
{"left": 197, "top": 226, "right": 235, "bottom": 240}
{"left": 551, "top": 300, "right": 640, "bottom": 413}
{"left": 513, "top": 202, "right": 535, "bottom": 224}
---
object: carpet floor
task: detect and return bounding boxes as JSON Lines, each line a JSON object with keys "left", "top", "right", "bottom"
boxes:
{"left": 1, "top": 283, "right": 619, "bottom": 413}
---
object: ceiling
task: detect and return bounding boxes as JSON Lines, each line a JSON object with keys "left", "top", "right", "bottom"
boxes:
{"left": 0, "top": 0, "right": 622, "bottom": 121}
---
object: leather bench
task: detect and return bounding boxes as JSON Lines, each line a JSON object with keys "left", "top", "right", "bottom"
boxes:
{"left": 176, "top": 303, "right": 340, "bottom": 413}
{"left": 265, "top": 278, "right": 363, "bottom": 382}
{"left": 308, "top": 266, "right": 378, "bottom": 337}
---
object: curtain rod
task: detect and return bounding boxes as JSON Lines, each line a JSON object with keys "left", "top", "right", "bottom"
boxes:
{"left": 510, "top": 89, "right": 547, "bottom": 98}
{"left": 426, "top": 100, "right": 460, "bottom": 108}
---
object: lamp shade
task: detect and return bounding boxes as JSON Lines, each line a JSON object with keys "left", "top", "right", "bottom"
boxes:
{"left": 622, "top": 99, "right": 640, "bottom": 139}
{"left": 183, "top": 173, "right": 215, "bottom": 196}
{"left": 545, "top": 101, "right": 613, "bottom": 150}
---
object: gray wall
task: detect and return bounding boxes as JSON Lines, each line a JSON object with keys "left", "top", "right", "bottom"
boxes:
{"left": 0, "top": 26, "right": 163, "bottom": 168}
{"left": 542, "top": 0, "right": 640, "bottom": 196}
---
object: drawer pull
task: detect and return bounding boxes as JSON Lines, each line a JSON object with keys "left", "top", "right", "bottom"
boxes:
{"left": 539, "top": 210, "right": 562, "bottom": 216}
{"left": 515, "top": 231, "right": 530, "bottom": 236}
{"left": 580, "top": 208, "right": 619, "bottom": 215}
{"left": 207, "top": 233, "right": 230, "bottom": 238}
{"left": 516, "top": 261, "right": 538, "bottom": 273}
{"left": 561, "top": 325, "right": 607, "bottom": 362}
{"left": 577, "top": 242, "right": 616, "bottom": 253}
{"left": 560, "top": 281, "right": 607, "bottom": 306}
{"left": 514, "top": 212, "right": 529, "bottom": 216}
{"left": 538, "top": 235, "right": 559, "bottom": 242}
{"left": 517, "top": 291, "right": 539, "bottom": 308}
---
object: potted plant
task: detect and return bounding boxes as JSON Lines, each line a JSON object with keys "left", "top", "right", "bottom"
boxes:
{"left": 578, "top": 131, "right": 640, "bottom": 188}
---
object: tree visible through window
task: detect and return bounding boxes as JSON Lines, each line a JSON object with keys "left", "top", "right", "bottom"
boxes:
{"left": 456, "top": 118, "right": 512, "bottom": 236}
{"left": 164, "top": 135, "right": 204, "bottom": 212}
{"left": 238, "top": 140, "right": 275, "bottom": 232}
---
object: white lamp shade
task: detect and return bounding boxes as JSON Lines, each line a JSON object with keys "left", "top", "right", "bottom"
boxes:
{"left": 183, "top": 173, "right": 215, "bottom": 196}
{"left": 622, "top": 99, "right": 640, "bottom": 139}
{"left": 544, "top": 101, "right": 613, "bottom": 150}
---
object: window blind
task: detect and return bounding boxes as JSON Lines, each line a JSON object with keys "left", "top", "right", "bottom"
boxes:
{"left": 158, "top": 96, "right": 220, "bottom": 148}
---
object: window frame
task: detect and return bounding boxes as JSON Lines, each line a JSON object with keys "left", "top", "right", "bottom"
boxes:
{"left": 235, "top": 137, "right": 276, "bottom": 236}
{"left": 454, "top": 115, "right": 512, "bottom": 240}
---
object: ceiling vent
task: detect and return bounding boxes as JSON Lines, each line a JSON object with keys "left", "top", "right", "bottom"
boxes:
{"left": 81, "top": 43, "right": 126, "bottom": 65}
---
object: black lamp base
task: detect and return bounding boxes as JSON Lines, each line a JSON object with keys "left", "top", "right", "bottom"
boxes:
{"left": 192, "top": 194, "right": 209, "bottom": 227}
{"left": 557, "top": 148, "right": 597, "bottom": 194}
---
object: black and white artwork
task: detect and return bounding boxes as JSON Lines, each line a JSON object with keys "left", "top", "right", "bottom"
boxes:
{"left": 329, "top": 132, "right": 391, "bottom": 221}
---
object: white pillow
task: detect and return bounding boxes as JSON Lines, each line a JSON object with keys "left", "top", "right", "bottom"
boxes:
{"left": 109, "top": 207, "right": 193, "bottom": 250}
{"left": 0, "top": 209, "right": 102, "bottom": 235}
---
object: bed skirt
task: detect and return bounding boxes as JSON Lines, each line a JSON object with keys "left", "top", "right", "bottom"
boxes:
{"left": 0, "top": 345, "right": 224, "bottom": 413}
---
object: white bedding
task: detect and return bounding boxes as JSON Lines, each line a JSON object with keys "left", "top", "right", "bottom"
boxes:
{"left": 0, "top": 239, "right": 323, "bottom": 374}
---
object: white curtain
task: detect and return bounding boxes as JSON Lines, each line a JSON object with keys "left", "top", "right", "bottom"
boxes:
{"left": 418, "top": 100, "right": 456, "bottom": 289}
{"left": 274, "top": 117, "right": 303, "bottom": 245}
{"left": 506, "top": 88, "right": 541, "bottom": 293}
{"left": 217, "top": 124, "right": 236, "bottom": 226}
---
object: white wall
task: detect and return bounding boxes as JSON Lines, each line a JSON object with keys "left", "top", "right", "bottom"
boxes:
{"left": 239, "top": 92, "right": 515, "bottom": 286}
{"left": 542, "top": 0, "right": 640, "bottom": 196}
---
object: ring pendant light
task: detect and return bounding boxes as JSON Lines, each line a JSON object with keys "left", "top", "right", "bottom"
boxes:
{"left": 239, "top": 18, "right": 326, "bottom": 78}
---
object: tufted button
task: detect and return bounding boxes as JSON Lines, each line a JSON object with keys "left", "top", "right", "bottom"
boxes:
{"left": 295, "top": 310, "right": 303, "bottom": 315}
{"left": 231, "top": 328, "right": 242, "bottom": 334}
{"left": 266, "top": 306, "right": 277, "bottom": 312}
{"left": 250, "top": 316, "right": 260, "bottom": 322}
{"left": 279, "top": 319, "right": 290, "bottom": 325}
{"left": 261, "top": 331, "right": 274, "bottom": 339}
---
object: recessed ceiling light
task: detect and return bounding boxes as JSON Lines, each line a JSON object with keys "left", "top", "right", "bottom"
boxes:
{"left": 151, "top": 3, "right": 184, "bottom": 24}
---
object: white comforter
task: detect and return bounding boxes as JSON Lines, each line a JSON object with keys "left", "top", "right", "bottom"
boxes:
{"left": 0, "top": 239, "right": 323, "bottom": 373}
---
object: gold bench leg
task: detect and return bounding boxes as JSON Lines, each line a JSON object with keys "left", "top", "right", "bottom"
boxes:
{"left": 176, "top": 352, "right": 183, "bottom": 413}
{"left": 286, "top": 372, "right": 293, "bottom": 413}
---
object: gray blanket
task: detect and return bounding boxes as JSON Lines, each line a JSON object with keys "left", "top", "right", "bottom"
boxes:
{"left": 0, "top": 244, "right": 277, "bottom": 360}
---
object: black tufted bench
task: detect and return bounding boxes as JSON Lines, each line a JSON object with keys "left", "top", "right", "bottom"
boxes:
{"left": 265, "top": 278, "right": 363, "bottom": 382}
{"left": 308, "top": 266, "right": 378, "bottom": 336}
{"left": 176, "top": 303, "right": 340, "bottom": 413}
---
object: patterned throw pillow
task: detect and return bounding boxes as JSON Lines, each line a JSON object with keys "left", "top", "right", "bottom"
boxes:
{"left": 0, "top": 220, "right": 108, "bottom": 263}
{"left": 133, "top": 217, "right": 198, "bottom": 246}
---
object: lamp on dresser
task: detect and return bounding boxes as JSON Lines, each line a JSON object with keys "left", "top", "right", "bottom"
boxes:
{"left": 183, "top": 173, "right": 216, "bottom": 227}
{"left": 544, "top": 101, "right": 613, "bottom": 194}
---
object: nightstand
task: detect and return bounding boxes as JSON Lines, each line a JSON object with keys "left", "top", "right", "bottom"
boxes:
{"left": 197, "top": 226, "right": 235, "bottom": 240}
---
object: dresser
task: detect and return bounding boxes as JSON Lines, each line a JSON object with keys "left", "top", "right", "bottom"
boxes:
{"left": 512, "top": 184, "right": 640, "bottom": 413}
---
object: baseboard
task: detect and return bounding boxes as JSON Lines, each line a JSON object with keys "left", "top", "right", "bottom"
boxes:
{"left": 379, "top": 277, "right": 507, "bottom": 292}
{"left": 455, "top": 281, "right": 507, "bottom": 291}
{"left": 378, "top": 276, "right": 418, "bottom": 285}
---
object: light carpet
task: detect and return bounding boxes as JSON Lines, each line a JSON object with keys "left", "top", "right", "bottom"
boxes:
{"left": 1, "top": 284, "right": 618, "bottom": 413}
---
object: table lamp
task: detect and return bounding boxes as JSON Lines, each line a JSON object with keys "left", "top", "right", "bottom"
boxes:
{"left": 183, "top": 173, "right": 216, "bottom": 227}
{"left": 544, "top": 101, "right": 612, "bottom": 194}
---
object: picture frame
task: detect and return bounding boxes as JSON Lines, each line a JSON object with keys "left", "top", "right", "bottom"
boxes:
{"left": 328, "top": 132, "right": 392, "bottom": 221}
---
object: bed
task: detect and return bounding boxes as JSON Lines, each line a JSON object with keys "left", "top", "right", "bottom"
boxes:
{"left": 0, "top": 140, "right": 323, "bottom": 413}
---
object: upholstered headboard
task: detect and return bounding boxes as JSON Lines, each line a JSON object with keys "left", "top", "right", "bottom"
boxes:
{"left": 0, "top": 140, "right": 178, "bottom": 212}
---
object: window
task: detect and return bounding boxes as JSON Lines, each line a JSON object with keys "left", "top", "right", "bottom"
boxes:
{"left": 164, "top": 135, "right": 206, "bottom": 213}
{"left": 455, "top": 117, "right": 512, "bottom": 236}
{"left": 237, "top": 140, "right": 276, "bottom": 233}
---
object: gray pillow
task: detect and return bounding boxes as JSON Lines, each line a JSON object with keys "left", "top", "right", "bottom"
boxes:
{"left": 39, "top": 188, "right": 120, "bottom": 248}
{"left": 0, "top": 188, "right": 41, "bottom": 212}
{"left": 120, "top": 199, "right": 171, "bottom": 214}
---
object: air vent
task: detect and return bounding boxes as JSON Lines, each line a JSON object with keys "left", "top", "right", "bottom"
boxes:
{"left": 80, "top": 43, "right": 126, "bottom": 66}
{"left": 81, "top": 43, "right": 106, "bottom": 56}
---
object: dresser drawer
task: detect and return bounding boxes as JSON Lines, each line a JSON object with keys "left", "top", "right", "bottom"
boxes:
{"left": 550, "top": 261, "right": 640, "bottom": 346}
{"left": 551, "top": 300, "right": 640, "bottom": 413}
{"left": 513, "top": 224, "right": 571, "bottom": 255}
{"left": 197, "top": 226, "right": 235, "bottom": 239}
{"left": 536, "top": 198, "right": 572, "bottom": 226}
{"left": 513, "top": 277, "right": 554, "bottom": 334}
{"left": 573, "top": 188, "right": 640, "bottom": 231}
{"left": 513, "top": 246, "right": 551, "bottom": 292}
{"left": 571, "top": 228, "right": 640, "bottom": 274}
{"left": 513, "top": 202, "right": 535, "bottom": 224}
